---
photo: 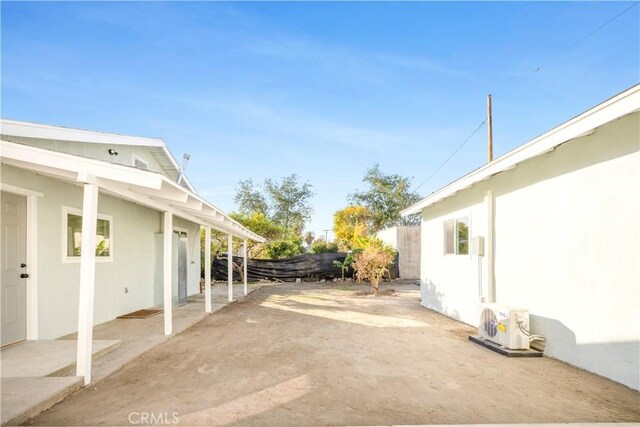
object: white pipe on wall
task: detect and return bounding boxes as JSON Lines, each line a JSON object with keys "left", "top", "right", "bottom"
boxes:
{"left": 485, "top": 190, "right": 495, "bottom": 303}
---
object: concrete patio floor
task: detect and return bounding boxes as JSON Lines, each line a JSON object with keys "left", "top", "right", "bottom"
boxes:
{"left": 1, "top": 283, "right": 261, "bottom": 426}
{"left": 28, "top": 282, "right": 640, "bottom": 426}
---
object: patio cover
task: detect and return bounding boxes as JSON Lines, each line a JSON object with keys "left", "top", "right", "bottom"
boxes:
{"left": 0, "top": 138, "right": 264, "bottom": 242}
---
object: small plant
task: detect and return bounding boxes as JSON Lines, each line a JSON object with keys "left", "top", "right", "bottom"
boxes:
{"left": 351, "top": 239, "right": 395, "bottom": 295}
{"left": 332, "top": 253, "right": 352, "bottom": 282}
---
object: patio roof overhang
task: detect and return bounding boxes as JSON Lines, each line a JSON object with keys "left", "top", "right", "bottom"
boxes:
{"left": 0, "top": 139, "right": 265, "bottom": 242}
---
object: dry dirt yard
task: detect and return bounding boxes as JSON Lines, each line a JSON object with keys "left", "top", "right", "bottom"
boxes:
{"left": 29, "top": 282, "right": 640, "bottom": 426}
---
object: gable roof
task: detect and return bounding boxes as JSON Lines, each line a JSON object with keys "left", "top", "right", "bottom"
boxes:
{"left": 0, "top": 119, "right": 197, "bottom": 193}
{"left": 0, "top": 121, "right": 264, "bottom": 242}
{"left": 402, "top": 84, "right": 640, "bottom": 216}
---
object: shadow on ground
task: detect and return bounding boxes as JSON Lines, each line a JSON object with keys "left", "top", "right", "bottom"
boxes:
{"left": 28, "top": 282, "right": 640, "bottom": 426}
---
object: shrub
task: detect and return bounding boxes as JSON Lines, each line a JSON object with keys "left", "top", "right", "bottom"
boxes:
{"left": 351, "top": 239, "right": 395, "bottom": 295}
{"left": 311, "top": 240, "right": 339, "bottom": 254}
{"left": 264, "top": 236, "right": 305, "bottom": 259}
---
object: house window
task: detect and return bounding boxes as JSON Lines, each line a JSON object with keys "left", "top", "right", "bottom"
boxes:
{"left": 444, "top": 216, "right": 469, "bottom": 255}
{"left": 132, "top": 154, "right": 149, "bottom": 170}
{"left": 63, "top": 207, "right": 113, "bottom": 262}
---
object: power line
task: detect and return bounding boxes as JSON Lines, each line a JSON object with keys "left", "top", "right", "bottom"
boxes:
{"left": 412, "top": 2, "right": 638, "bottom": 195}
{"left": 413, "top": 119, "right": 486, "bottom": 193}
{"left": 532, "top": 1, "right": 639, "bottom": 74}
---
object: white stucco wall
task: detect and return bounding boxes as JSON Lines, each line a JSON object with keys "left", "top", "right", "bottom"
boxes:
{"left": 1, "top": 164, "right": 202, "bottom": 339}
{"left": 420, "top": 112, "right": 640, "bottom": 390}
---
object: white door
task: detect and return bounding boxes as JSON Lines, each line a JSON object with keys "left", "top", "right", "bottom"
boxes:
{"left": 173, "top": 231, "right": 188, "bottom": 305}
{"left": 1, "top": 191, "right": 28, "bottom": 346}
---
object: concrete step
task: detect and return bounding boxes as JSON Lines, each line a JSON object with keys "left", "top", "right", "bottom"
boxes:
{"left": 49, "top": 340, "right": 122, "bottom": 377}
{"left": 1, "top": 339, "right": 122, "bottom": 378}
{"left": 1, "top": 376, "right": 84, "bottom": 426}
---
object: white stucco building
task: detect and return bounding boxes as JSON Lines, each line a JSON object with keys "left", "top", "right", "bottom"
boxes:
{"left": 0, "top": 120, "right": 263, "bottom": 384}
{"left": 402, "top": 85, "right": 640, "bottom": 390}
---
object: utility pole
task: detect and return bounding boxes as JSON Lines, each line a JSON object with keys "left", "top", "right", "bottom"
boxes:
{"left": 487, "top": 94, "right": 493, "bottom": 163}
{"left": 323, "top": 229, "right": 330, "bottom": 242}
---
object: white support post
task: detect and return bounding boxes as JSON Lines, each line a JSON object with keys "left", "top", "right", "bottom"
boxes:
{"left": 227, "top": 234, "right": 233, "bottom": 302}
{"left": 76, "top": 181, "right": 99, "bottom": 386}
{"left": 485, "top": 190, "right": 495, "bottom": 303}
{"left": 243, "top": 239, "right": 248, "bottom": 295}
{"left": 204, "top": 226, "right": 212, "bottom": 313}
{"left": 163, "top": 212, "right": 173, "bottom": 335}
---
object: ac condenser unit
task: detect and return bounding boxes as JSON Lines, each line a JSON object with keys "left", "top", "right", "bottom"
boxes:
{"left": 478, "top": 304, "right": 530, "bottom": 350}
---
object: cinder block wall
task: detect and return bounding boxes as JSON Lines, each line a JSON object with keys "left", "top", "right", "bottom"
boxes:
{"left": 377, "top": 226, "right": 421, "bottom": 279}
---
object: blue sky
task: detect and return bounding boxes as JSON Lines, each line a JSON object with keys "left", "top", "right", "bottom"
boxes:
{"left": 2, "top": 1, "right": 638, "bottom": 237}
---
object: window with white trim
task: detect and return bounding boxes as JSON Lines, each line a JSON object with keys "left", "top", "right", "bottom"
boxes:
{"left": 444, "top": 216, "right": 469, "bottom": 255}
{"left": 63, "top": 207, "right": 113, "bottom": 262}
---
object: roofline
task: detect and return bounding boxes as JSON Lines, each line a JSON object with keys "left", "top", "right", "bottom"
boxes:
{"left": 0, "top": 119, "right": 165, "bottom": 147}
{"left": 0, "top": 139, "right": 265, "bottom": 242}
{"left": 402, "top": 84, "right": 640, "bottom": 216}
{"left": 1, "top": 118, "right": 199, "bottom": 194}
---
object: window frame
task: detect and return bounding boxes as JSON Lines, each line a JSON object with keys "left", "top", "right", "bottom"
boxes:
{"left": 455, "top": 216, "right": 469, "bottom": 256}
{"left": 443, "top": 219, "right": 455, "bottom": 255}
{"left": 61, "top": 206, "right": 114, "bottom": 263}
{"left": 443, "top": 215, "right": 470, "bottom": 256}
{"left": 132, "top": 154, "right": 149, "bottom": 170}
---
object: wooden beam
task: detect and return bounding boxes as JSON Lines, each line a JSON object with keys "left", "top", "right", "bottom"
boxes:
{"left": 487, "top": 94, "right": 493, "bottom": 163}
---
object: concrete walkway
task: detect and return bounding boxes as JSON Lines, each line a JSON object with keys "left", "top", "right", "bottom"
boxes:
{"left": 1, "top": 340, "right": 120, "bottom": 426}
{"left": 29, "top": 282, "right": 640, "bottom": 426}
{"left": 1, "top": 283, "right": 261, "bottom": 426}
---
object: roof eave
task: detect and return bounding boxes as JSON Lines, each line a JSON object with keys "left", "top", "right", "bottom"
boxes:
{"left": 402, "top": 84, "right": 640, "bottom": 216}
{"left": 0, "top": 139, "right": 265, "bottom": 242}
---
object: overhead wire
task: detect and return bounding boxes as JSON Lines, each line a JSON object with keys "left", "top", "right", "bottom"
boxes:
{"left": 413, "top": 119, "right": 486, "bottom": 193}
{"left": 412, "top": 1, "right": 639, "bottom": 195}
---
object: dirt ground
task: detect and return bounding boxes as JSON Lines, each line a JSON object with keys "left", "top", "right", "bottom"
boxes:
{"left": 29, "top": 282, "right": 640, "bottom": 426}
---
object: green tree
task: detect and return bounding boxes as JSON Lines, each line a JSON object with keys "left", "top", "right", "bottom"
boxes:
{"left": 348, "top": 164, "right": 421, "bottom": 232}
{"left": 229, "top": 212, "right": 283, "bottom": 257}
{"left": 264, "top": 174, "right": 315, "bottom": 238}
{"left": 264, "top": 236, "right": 305, "bottom": 259}
{"left": 234, "top": 179, "right": 269, "bottom": 216}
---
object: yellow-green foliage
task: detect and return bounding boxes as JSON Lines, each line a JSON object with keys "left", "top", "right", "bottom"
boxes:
{"left": 333, "top": 205, "right": 371, "bottom": 250}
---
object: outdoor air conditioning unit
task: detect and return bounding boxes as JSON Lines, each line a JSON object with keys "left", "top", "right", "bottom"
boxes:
{"left": 478, "top": 304, "right": 530, "bottom": 350}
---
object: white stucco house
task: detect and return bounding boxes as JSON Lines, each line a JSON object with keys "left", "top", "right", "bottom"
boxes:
{"left": 402, "top": 85, "right": 640, "bottom": 390}
{"left": 0, "top": 119, "right": 264, "bottom": 384}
